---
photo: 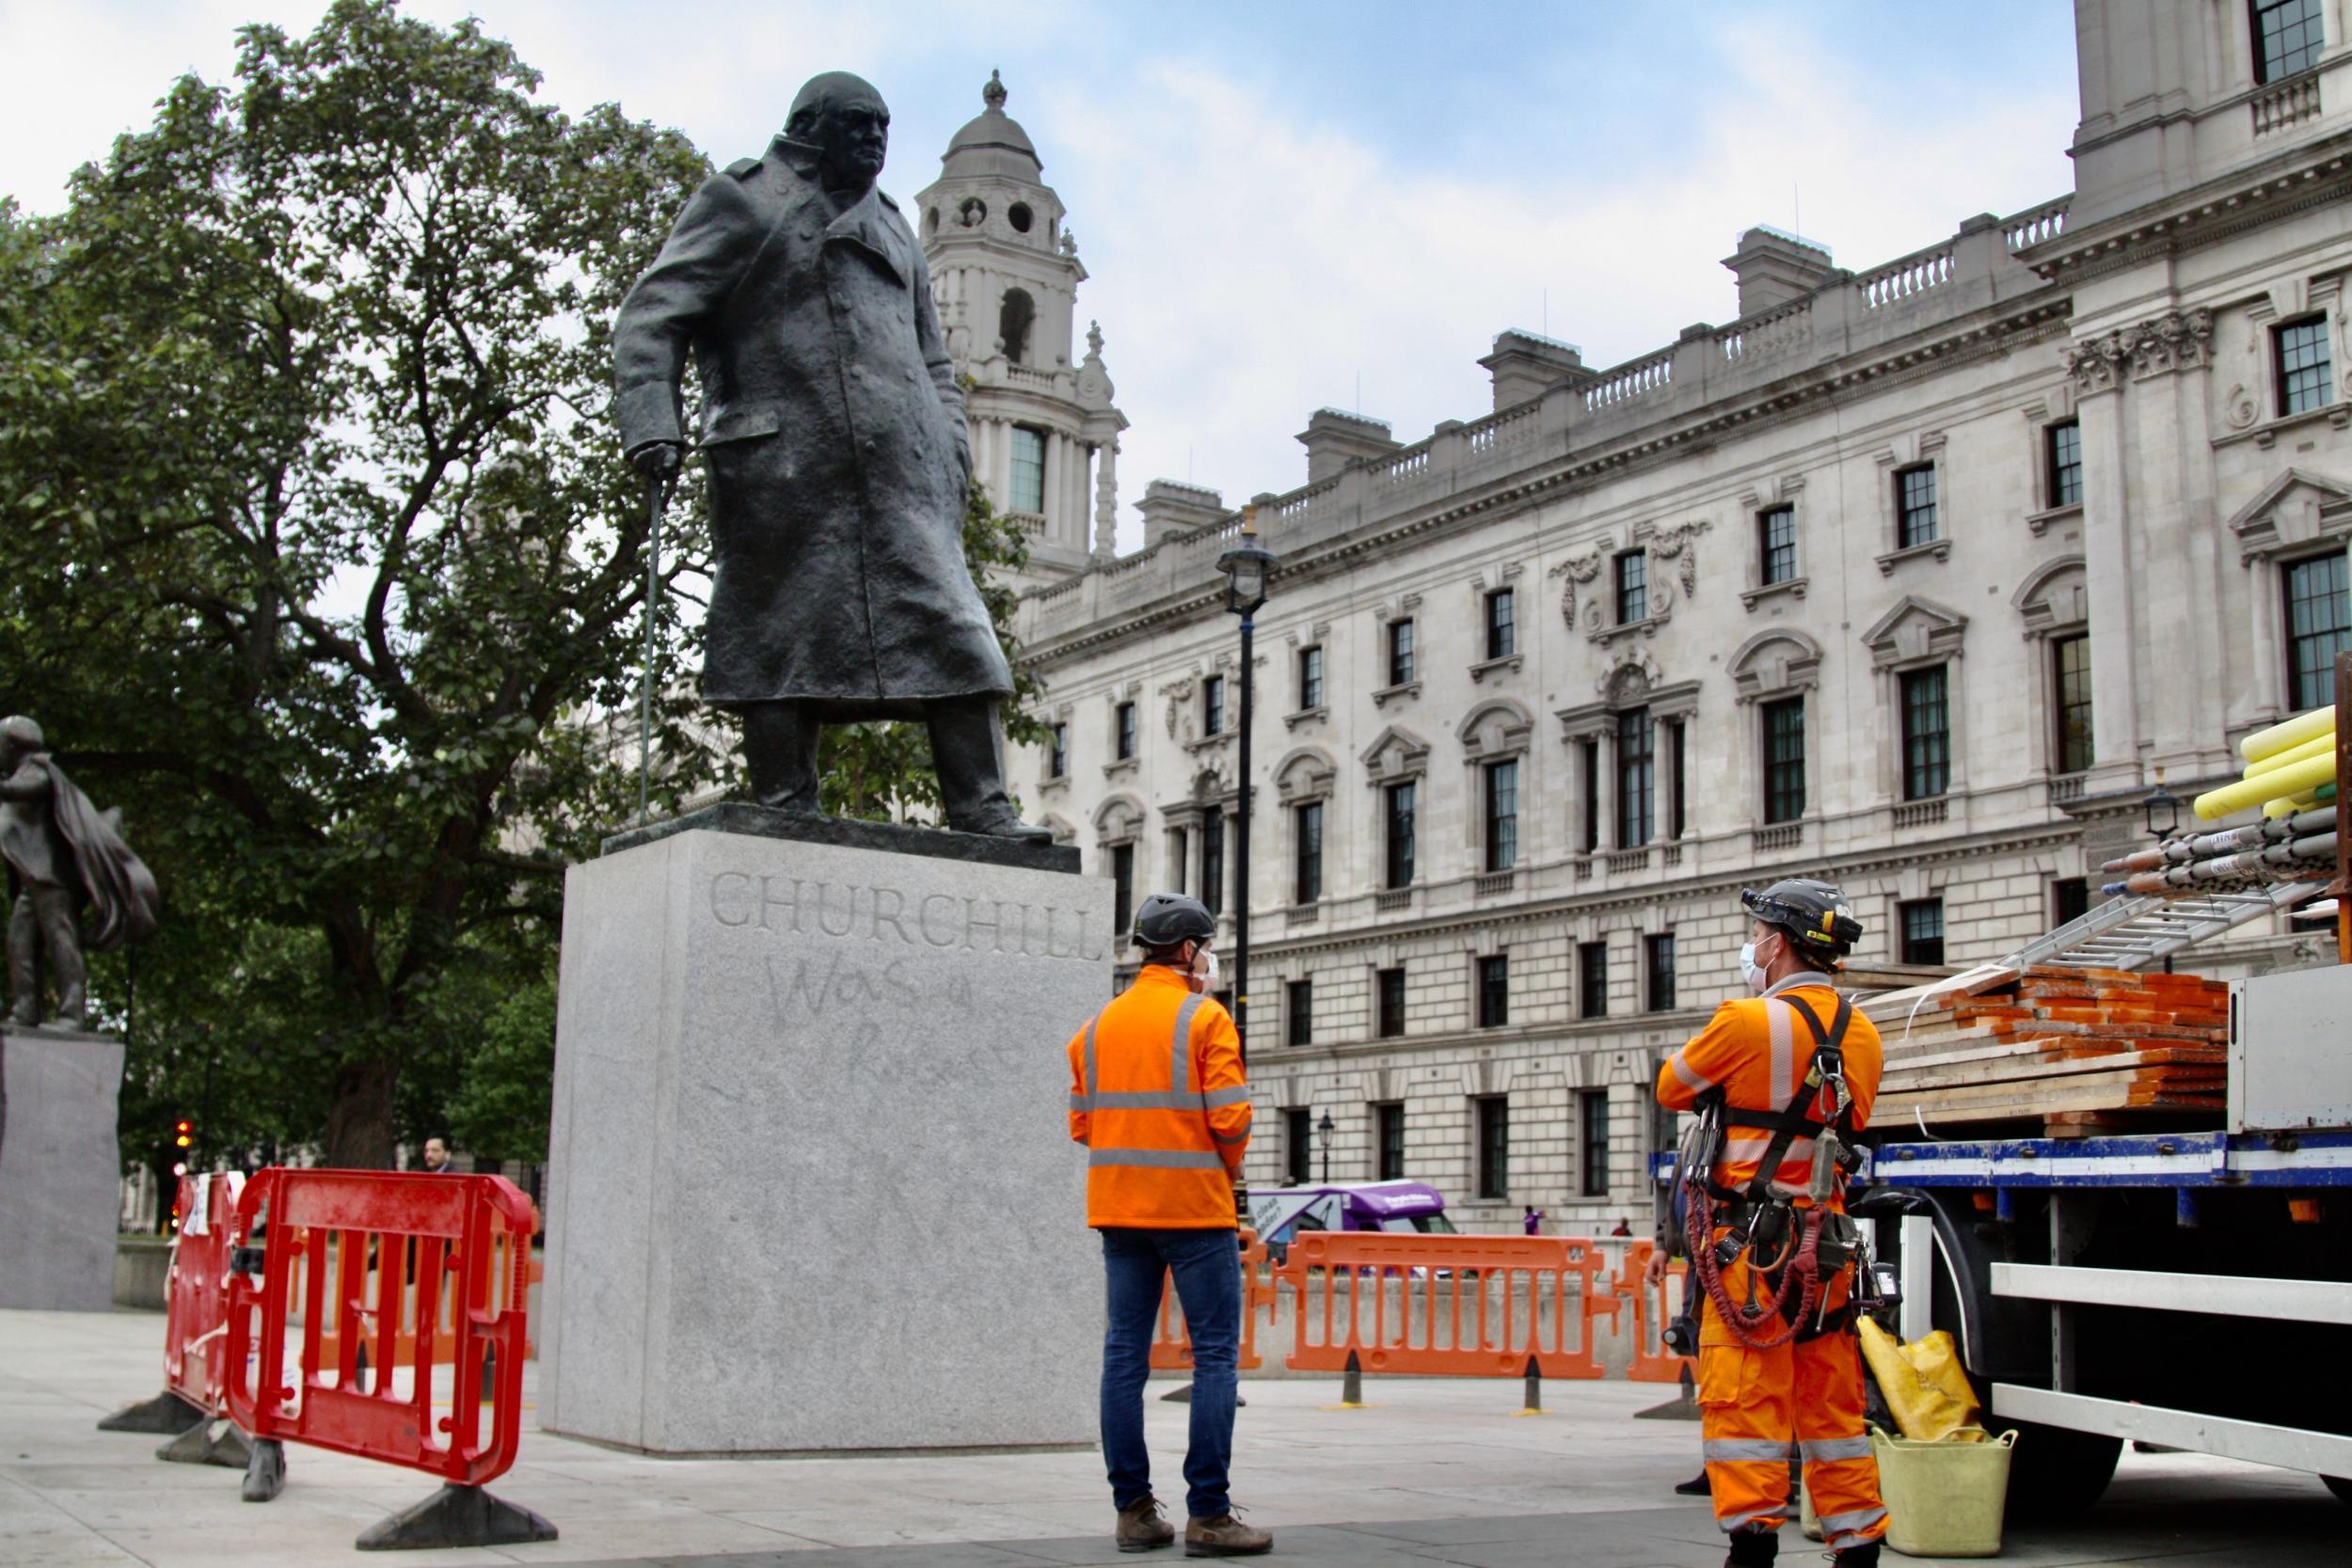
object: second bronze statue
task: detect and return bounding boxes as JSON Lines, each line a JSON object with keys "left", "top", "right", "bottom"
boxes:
{"left": 613, "top": 71, "right": 1048, "bottom": 843}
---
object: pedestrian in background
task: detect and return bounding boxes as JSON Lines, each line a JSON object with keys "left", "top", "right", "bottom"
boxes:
{"left": 1066, "top": 893, "right": 1270, "bottom": 1558}
{"left": 1611, "top": 1216, "right": 1633, "bottom": 1237}
{"left": 419, "top": 1136, "right": 453, "bottom": 1173}
{"left": 1522, "top": 1205, "right": 1544, "bottom": 1235}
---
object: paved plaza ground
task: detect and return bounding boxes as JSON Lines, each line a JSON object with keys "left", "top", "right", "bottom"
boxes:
{"left": 1, "top": 1307, "right": 2342, "bottom": 1567}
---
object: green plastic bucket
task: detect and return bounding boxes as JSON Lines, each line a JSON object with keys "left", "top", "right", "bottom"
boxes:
{"left": 1873, "top": 1427, "right": 2017, "bottom": 1558}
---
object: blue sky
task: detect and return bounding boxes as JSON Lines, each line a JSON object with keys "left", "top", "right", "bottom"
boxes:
{"left": 0, "top": 1, "right": 2084, "bottom": 550}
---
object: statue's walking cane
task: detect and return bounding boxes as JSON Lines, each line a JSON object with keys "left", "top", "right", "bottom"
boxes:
{"left": 637, "top": 469, "right": 666, "bottom": 827}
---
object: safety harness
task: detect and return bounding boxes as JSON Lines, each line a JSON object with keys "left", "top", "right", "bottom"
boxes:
{"left": 1680, "top": 992, "right": 1867, "bottom": 1351}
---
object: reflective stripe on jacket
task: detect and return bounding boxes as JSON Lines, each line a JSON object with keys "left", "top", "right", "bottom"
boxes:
{"left": 1066, "top": 964, "right": 1253, "bottom": 1228}
{"left": 1655, "top": 974, "right": 1882, "bottom": 1203}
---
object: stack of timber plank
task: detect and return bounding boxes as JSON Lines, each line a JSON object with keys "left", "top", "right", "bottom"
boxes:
{"left": 1856, "top": 965, "right": 2229, "bottom": 1132}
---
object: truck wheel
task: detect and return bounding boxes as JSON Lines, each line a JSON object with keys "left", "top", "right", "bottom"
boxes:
{"left": 2323, "top": 1476, "right": 2352, "bottom": 1505}
{"left": 2002, "top": 1421, "right": 2122, "bottom": 1520}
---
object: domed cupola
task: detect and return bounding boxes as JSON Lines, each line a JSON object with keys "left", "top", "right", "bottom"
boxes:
{"left": 917, "top": 71, "right": 1129, "bottom": 584}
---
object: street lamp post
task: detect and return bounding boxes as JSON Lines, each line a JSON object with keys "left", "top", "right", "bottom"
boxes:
{"left": 1216, "top": 508, "right": 1278, "bottom": 1067}
{"left": 1317, "top": 1110, "right": 1335, "bottom": 1184}
{"left": 2144, "top": 767, "right": 2182, "bottom": 973}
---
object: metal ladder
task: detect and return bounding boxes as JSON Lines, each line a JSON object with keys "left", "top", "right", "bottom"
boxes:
{"left": 2001, "top": 881, "right": 2322, "bottom": 971}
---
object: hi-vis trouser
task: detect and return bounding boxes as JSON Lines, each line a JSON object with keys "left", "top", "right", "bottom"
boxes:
{"left": 1698, "top": 1247, "right": 1888, "bottom": 1550}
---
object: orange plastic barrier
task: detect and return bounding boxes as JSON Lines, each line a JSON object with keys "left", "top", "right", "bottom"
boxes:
{"left": 316, "top": 1236, "right": 542, "bottom": 1366}
{"left": 1616, "top": 1242, "right": 1696, "bottom": 1384}
{"left": 1276, "top": 1231, "right": 1612, "bottom": 1379}
{"left": 1150, "top": 1230, "right": 1275, "bottom": 1371}
{"left": 162, "top": 1174, "right": 242, "bottom": 1413}
{"left": 225, "top": 1169, "right": 551, "bottom": 1546}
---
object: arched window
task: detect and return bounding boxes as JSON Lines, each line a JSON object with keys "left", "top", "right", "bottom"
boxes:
{"left": 999, "top": 288, "right": 1036, "bottom": 365}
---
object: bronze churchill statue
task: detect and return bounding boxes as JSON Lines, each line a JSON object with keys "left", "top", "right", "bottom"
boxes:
{"left": 1, "top": 717, "right": 160, "bottom": 1031}
{"left": 615, "top": 71, "right": 1048, "bottom": 842}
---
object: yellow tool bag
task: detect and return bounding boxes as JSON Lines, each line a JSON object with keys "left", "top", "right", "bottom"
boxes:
{"left": 1857, "top": 1318, "right": 1987, "bottom": 1443}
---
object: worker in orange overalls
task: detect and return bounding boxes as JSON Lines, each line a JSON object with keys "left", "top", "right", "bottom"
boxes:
{"left": 1654, "top": 879, "right": 1888, "bottom": 1568}
{"left": 1066, "top": 892, "right": 1270, "bottom": 1558}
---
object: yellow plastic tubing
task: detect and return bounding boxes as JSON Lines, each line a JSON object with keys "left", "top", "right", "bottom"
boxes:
{"left": 2243, "top": 731, "right": 2336, "bottom": 780}
{"left": 2240, "top": 705, "right": 2335, "bottom": 764}
{"left": 2196, "top": 752, "right": 2335, "bottom": 819}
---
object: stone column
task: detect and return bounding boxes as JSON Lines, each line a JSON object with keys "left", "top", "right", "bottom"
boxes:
{"left": 2063, "top": 332, "right": 2144, "bottom": 793}
{"left": 1093, "top": 441, "right": 1120, "bottom": 558}
{"left": 1596, "top": 733, "right": 1618, "bottom": 852}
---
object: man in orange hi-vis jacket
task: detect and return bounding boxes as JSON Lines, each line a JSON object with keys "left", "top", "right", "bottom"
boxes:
{"left": 1066, "top": 892, "right": 1269, "bottom": 1559}
{"left": 1655, "top": 879, "right": 1888, "bottom": 1568}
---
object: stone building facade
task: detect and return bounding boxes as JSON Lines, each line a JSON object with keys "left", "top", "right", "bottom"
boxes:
{"left": 994, "top": 1, "right": 2352, "bottom": 1232}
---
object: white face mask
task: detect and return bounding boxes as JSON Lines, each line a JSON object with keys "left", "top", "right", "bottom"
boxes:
{"left": 1189, "top": 944, "right": 1221, "bottom": 993}
{"left": 1740, "top": 936, "right": 1774, "bottom": 995}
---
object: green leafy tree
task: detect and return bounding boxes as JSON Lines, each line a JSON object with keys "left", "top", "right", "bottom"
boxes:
{"left": 0, "top": 0, "right": 723, "bottom": 1168}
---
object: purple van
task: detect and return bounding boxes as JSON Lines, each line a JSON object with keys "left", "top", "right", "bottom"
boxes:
{"left": 1248, "top": 1180, "right": 1455, "bottom": 1259}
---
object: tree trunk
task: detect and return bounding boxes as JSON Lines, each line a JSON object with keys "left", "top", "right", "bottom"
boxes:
{"left": 321, "top": 1053, "right": 398, "bottom": 1169}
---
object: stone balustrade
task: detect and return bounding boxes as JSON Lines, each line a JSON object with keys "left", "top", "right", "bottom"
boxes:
{"left": 1022, "top": 196, "right": 2071, "bottom": 646}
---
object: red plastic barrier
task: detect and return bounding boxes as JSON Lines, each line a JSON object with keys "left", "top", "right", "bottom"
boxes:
{"left": 1150, "top": 1230, "right": 1275, "bottom": 1372}
{"left": 225, "top": 1170, "right": 534, "bottom": 1489}
{"left": 162, "top": 1174, "right": 242, "bottom": 1413}
{"left": 1616, "top": 1242, "right": 1696, "bottom": 1384}
{"left": 1276, "top": 1232, "right": 1611, "bottom": 1379}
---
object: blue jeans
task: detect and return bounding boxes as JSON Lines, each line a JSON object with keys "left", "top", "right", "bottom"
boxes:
{"left": 1099, "top": 1227, "right": 1241, "bottom": 1519}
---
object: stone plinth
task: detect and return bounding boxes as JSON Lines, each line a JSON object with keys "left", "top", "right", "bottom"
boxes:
{"left": 541, "top": 811, "right": 1108, "bottom": 1455}
{"left": 0, "top": 1025, "right": 126, "bottom": 1311}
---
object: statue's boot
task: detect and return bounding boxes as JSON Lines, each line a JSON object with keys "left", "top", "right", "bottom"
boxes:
{"left": 32, "top": 885, "right": 86, "bottom": 1028}
{"left": 739, "top": 702, "right": 823, "bottom": 815}
{"left": 54, "top": 982, "right": 87, "bottom": 1032}
{"left": 930, "top": 697, "right": 1053, "bottom": 844}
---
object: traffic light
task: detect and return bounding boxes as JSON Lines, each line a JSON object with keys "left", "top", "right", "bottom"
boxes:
{"left": 173, "top": 1117, "right": 193, "bottom": 1150}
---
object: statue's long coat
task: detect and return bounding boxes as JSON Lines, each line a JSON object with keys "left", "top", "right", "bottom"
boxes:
{"left": 613, "top": 140, "right": 1010, "bottom": 712}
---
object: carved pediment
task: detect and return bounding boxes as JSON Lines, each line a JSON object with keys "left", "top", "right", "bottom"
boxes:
{"left": 1861, "top": 594, "right": 1969, "bottom": 668}
{"left": 2222, "top": 467, "right": 2352, "bottom": 564}
{"left": 1094, "top": 793, "right": 1147, "bottom": 843}
{"left": 1359, "top": 723, "right": 1431, "bottom": 784}
{"left": 1274, "top": 746, "right": 1338, "bottom": 804}
{"left": 1727, "top": 628, "right": 1824, "bottom": 703}
{"left": 2012, "top": 555, "right": 2089, "bottom": 635}
{"left": 1457, "top": 698, "right": 1534, "bottom": 758}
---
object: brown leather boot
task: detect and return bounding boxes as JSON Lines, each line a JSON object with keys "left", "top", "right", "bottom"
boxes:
{"left": 1184, "top": 1511, "right": 1273, "bottom": 1557}
{"left": 1115, "top": 1497, "right": 1174, "bottom": 1553}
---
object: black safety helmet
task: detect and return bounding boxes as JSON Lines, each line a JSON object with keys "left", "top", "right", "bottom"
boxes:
{"left": 1740, "top": 878, "right": 1863, "bottom": 962}
{"left": 1132, "top": 892, "right": 1216, "bottom": 949}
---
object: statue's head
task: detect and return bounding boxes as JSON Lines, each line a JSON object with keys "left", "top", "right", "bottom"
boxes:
{"left": 786, "top": 71, "right": 890, "bottom": 193}
{"left": 0, "top": 715, "right": 41, "bottom": 768}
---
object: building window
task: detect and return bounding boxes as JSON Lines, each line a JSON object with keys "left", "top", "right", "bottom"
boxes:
{"left": 1385, "top": 781, "right": 1417, "bottom": 889}
{"left": 1896, "top": 464, "right": 1938, "bottom": 549}
{"left": 1666, "top": 718, "right": 1687, "bottom": 840}
{"left": 2278, "top": 318, "right": 2334, "bottom": 418}
{"left": 1758, "top": 505, "right": 1797, "bottom": 586}
{"left": 1169, "top": 826, "right": 1189, "bottom": 897}
{"left": 1484, "top": 759, "right": 1519, "bottom": 872}
{"left": 998, "top": 287, "right": 1036, "bottom": 365}
{"left": 1645, "top": 932, "right": 1677, "bottom": 1012}
{"left": 1294, "top": 800, "right": 1324, "bottom": 904}
{"left": 2053, "top": 634, "right": 2094, "bottom": 774}
{"left": 1615, "top": 549, "right": 1647, "bottom": 624}
{"left": 1486, "top": 588, "right": 1517, "bottom": 659}
{"left": 1580, "top": 1089, "right": 1611, "bottom": 1197}
{"left": 1115, "top": 701, "right": 1136, "bottom": 761}
{"left": 2051, "top": 877, "right": 2090, "bottom": 928}
{"left": 1762, "top": 697, "right": 1806, "bottom": 824}
{"left": 1110, "top": 844, "right": 1134, "bottom": 935}
{"left": 2253, "top": 0, "right": 2324, "bottom": 83}
{"left": 1200, "top": 813, "right": 1224, "bottom": 917}
{"left": 2046, "top": 420, "right": 2082, "bottom": 509}
{"left": 1202, "top": 674, "right": 1225, "bottom": 736}
{"left": 1376, "top": 1102, "right": 1406, "bottom": 1180}
{"left": 1899, "top": 666, "right": 1951, "bottom": 800}
{"left": 1009, "top": 425, "right": 1046, "bottom": 514}
{"left": 1475, "top": 1096, "right": 1509, "bottom": 1199}
{"left": 1477, "top": 954, "right": 1509, "bottom": 1028}
{"left": 1616, "top": 706, "right": 1655, "bottom": 847}
{"left": 1284, "top": 1106, "right": 1311, "bottom": 1186}
{"left": 1579, "top": 738, "right": 1599, "bottom": 853}
{"left": 1579, "top": 941, "right": 1609, "bottom": 1020}
{"left": 1048, "top": 721, "right": 1068, "bottom": 779}
{"left": 2285, "top": 554, "right": 2351, "bottom": 710}
{"left": 1286, "top": 979, "right": 1313, "bottom": 1048}
{"left": 1387, "top": 618, "right": 1416, "bottom": 686}
{"left": 1376, "top": 967, "right": 1406, "bottom": 1038}
{"left": 1899, "top": 898, "right": 1946, "bottom": 966}
{"left": 1298, "top": 644, "right": 1325, "bottom": 709}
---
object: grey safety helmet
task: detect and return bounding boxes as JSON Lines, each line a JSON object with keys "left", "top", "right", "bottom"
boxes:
{"left": 1740, "top": 878, "right": 1864, "bottom": 962}
{"left": 1132, "top": 892, "right": 1216, "bottom": 950}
